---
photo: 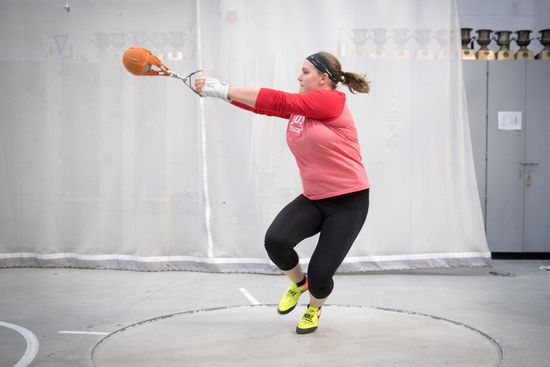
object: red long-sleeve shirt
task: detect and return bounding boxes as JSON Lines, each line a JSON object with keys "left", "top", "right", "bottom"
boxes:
{"left": 232, "top": 88, "right": 370, "bottom": 200}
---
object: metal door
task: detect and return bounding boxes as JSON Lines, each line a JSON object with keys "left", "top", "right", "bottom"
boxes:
{"left": 486, "top": 61, "right": 525, "bottom": 252}
{"left": 524, "top": 62, "right": 550, "bottom": 251}
{"left": 463, "top": 61, "right": 488, "bottom": 222}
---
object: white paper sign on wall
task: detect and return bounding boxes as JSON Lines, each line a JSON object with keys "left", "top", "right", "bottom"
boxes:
{"left": 498, "top": 111, "right": 522, "bottom": 131}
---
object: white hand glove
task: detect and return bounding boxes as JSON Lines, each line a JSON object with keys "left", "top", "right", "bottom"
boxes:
{"left": 200, "top": 77, "right": 230, "bottom": 101}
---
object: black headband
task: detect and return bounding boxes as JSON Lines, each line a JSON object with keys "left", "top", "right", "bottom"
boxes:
{"left": 306, "top": 53, "right": 340, "bottom": 85}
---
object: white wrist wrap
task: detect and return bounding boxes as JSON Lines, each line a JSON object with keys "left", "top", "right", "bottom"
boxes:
{"left": 201, "top": 78, "right": 230, "bottom": 101}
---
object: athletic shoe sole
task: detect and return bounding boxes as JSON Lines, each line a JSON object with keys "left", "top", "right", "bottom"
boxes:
{"left": 296, "top": 326, "right": 317, "bottom": 334}
{"left": 277, "top": 304, "right": 296, "bottom": 315}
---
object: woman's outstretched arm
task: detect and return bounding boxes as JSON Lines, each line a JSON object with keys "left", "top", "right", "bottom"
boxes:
{"left": 194, "top": 75, "right": 259, "bottom": 107}
{"left": 194, "top": 76, "right": 290, "bottom": 118}
{"left": 194, "top": 75, "right": 345, "bottom": 120}
{"left": 228, "top": 86, "right": 260, "bottom": 108}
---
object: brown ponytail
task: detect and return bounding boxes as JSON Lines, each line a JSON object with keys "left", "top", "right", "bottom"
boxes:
{"left": 341, "top": 71, "right": 370, "bottom": 94}
{"left": 316, "top": 51, "right": 370, "bottom": 94}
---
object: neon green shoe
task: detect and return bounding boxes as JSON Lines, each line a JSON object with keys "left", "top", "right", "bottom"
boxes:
{"left": 277, "top": 277, "right": 308, "bottom": 315}
{"left": 296, "top": 305, "right": 321, "bottom": 334}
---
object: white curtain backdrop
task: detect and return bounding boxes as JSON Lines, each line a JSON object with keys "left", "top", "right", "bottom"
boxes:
{"left": 0, "top": 0, "right": 490, "bottom": 272}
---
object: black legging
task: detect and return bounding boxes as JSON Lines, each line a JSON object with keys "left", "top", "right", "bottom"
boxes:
{"left": 264, "top": 189, "right": 369, "bottom": 299}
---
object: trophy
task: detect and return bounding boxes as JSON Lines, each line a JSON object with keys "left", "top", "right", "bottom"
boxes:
{"left": 435, "top": 29, "right": 453, "bottom": 59}
{"left": 414, "top": 29, "right": 434, "bottom": 59}
{"left": 130, "top": 31, "right": 148, "bottom": 47}
{"left": 393, "top": 28, "right": 411, "bottom": 59}
{"left": 350, "top": 28, "right": 369, "bottom": 56}
{"left": 150, "top": 32, "right": 169, "bottom": 60}
{"left": 108, "top": 32, "right": 127, "bottom": 53}
{"left": 475, "top": 29, "right": 495, "bottom": 60}
{"left": 52, "top": 34, "right": 72, "bottom": 59}
{"left": 494, "top": 31, "right": 514, "bottom": 60}
{"left": 535, "top": 29, "right": 550, "bottom": 60}
{"left": 93, "top": 32, "right": 110, "bottom": 57}
{"left": 168, "top": 31, "right": 186, "bottom": 61}
{"left": 461, "top": 28, "right": 476, "bottom": 60}
{"left": 370, "top": 28, "right": 388, "bottom": 59}
{"left": 515, "top": 30, "right": 534, "bottom": 60}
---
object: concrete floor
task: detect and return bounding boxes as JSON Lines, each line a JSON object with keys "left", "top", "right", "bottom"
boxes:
{"left": 1, "top": 260, "right": 549, "bottom": 366}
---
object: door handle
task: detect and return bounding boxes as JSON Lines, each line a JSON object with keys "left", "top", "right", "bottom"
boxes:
{"left": 520, "top": 161, "right": 539, "bottom": 166}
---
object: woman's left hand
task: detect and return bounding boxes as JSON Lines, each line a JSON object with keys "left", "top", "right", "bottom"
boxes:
{"left": 193, "top": 75, "right": 230, "bottom": 101}
{"left": 193, "top": 75, "right": 206, "bottom": 93}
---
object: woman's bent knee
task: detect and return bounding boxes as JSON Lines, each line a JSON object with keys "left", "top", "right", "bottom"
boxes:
{"left": 308, "top": 276, "right": 334, "bottom": 299}
{"left": 264, "top": 232, "right": 298, "bottom": 271}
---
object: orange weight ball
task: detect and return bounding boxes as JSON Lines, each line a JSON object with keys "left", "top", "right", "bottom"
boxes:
{"left": 122, "top": 47, "right": 169, "bottom": 76}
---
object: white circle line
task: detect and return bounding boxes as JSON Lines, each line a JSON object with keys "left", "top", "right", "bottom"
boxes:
{"left": 239, "top": 288, "right": 260, "bottom": 305}
{"left": 91, "top": 304, "right": 503, "bottom": 367}
{"left": 0, "top": 321, "right": 40, "bottom": 367}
